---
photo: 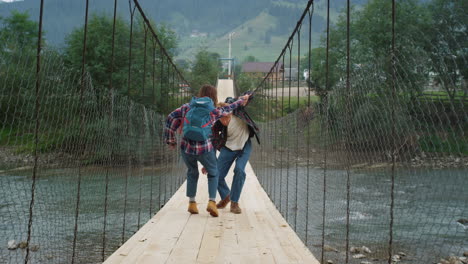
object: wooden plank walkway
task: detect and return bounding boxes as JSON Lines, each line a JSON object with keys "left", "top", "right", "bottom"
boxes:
{"left": 104, "top": 80, "right": 319, "bottom": 264}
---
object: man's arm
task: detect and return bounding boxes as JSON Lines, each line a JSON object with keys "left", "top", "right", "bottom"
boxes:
{"left": 164, "top": 104, "right": 188, "bottom": 147}
{"left": 211, "top": 94, "right": 250, "bottom": 120}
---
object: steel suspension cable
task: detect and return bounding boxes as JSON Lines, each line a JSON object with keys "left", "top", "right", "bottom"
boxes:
{"left": 25, "top": 0, "right": 45, "bottom": 262}
{"left": 305, "top": 5, "right": 313, "bottom": 246}
{"left": 389, "top": 0, "right": 397, "bottom": 263}
{"left": 321, "top": 0, "right": 331, "bottom": 261}
{"left": 294, "top": 27, "right": 301, "bottom": 232}
{"left": 102, "top": 0, "right": 118, "bottom": 260}
{"left": 345, "top": 0, "right": 352, "bottom": 262}
{"left": 122, "top": 1, "right": 136, "bottom": 244}
{"left": 72, "top": 0, "right": 90, "bottom": 262}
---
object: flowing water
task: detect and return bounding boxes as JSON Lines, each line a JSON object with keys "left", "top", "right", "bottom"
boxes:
{"left": 1, "top": 166, "right": 467, "bottom": 263}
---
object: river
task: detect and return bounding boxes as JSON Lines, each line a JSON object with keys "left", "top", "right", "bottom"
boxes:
{"left": 1, "top": 166, "right": 467, "bottom": 263}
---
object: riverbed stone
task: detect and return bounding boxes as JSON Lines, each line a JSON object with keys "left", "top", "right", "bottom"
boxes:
{"left": 18, "top": 241, "right": 28, "bottom": 249}
{"left": 447, "top": 256, "right": 462, "bottom": 264}
{"left": 7, "top": 240, "right": 17, "bottom": 250}
{"left": 323, "top": 245, "right": 338, "bottom": 252}
{"left": 350, "top": 246, "right": 360, "bottom": 253}
{"left": 326, "top": 260, "right": 333, "bottom": 264}
{"left": 353, "top": 254, "right": 366, "bottom": 259}
{"left": 361, "top": 246, "right": 372, "bottom": 254}
{"left": 30, "top": 245, "right": 39, "bottom": 252}
{"left": 464, "top": 252, "right": 468, "bottom": 257}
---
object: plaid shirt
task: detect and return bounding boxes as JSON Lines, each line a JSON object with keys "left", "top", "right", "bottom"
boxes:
{"left": 212, "top": 106, "right": 260, "bottom": 150}
{"left": 164, "top": 97, "right": 246, "bottom": 155}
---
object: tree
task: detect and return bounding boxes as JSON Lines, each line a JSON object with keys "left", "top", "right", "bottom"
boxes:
{"left": 300, "top": 47, "right": 340, "bottom": 100}
{"left": 0, "top": 10, "right": 39, "bottom": 51}
{"left": 0, "top": 11, "right": 41, "bottom": 126}
{"left": 190, "top": 49, "right": 220, "bottom": 92}
{"left": 426, "top": 0, "right": 468, "bottom": 101}
{"left": 63, "top": 13, "right": 178, "bottom": 107}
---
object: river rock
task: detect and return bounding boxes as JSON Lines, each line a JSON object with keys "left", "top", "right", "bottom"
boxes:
{"left": 353, "top": 254, "right": 366, "bottom": 259}
{"left": 327, "top": 260, "right": 334, "bottom": 264}
{"left": 323, "top": 245, "right": 338, "bottom": 252}
{"left": 397, "top": 252, "right": 406, "bottom": 257}
{"left": 392, "top": 255, "right": 401, "bottom": 262}
{"left": 361, "top": 246, "right": 372, "bottom": 254}
{"left": 350, "top": 246, "right": 360, "bottom": 253}
{"left": 361, "top": 261, "right": 372, "bottom": 264}
{"left": 8, "top": 240, "right": 17, "bottom": 250}
{"left": 30, "top": 245, "right": 39, "bottom": 252}
{"left": 464, "top": 252, "right": 468, "bottom": 257}
{"left": 447, "top": 256, "right": 462, "bottom": 264}
{"left": 18, "top": 241, "right": 28, "bottom": 249}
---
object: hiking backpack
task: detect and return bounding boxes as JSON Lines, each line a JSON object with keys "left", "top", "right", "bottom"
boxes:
{"left": 183, "top": 97, "right": 215, "bottom": 141}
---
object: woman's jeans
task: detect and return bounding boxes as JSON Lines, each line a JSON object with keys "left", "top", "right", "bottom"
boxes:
{"left": 217, "top": 139, "right": 252, "bottom": 203}
{"left": 181, "top": 150, "right": 218, "bottom": 200}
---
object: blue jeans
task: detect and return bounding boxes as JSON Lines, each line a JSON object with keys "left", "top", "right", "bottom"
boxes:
{"left": 217, "top": 139, "right": 252, "bottom": 203}
{"left": 181, "top": 151, "right": 218, "bottom": 200}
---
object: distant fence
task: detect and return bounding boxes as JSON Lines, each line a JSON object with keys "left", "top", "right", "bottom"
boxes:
{"left": 1, "top": 0, "right": 189, "bottom": 263}
{"left": 248, "top": 1, "right": 467, "bottom": 264}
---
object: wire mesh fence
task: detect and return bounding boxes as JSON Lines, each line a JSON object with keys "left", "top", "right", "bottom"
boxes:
{"left": 1, "top": 0, "right": 189, "bottom": 263}
{"left": 248, "top": 0, "right": 467, "bottom": 263}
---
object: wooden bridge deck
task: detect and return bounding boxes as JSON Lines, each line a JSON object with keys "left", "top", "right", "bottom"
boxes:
{"left": 104, "top": 80, "right": 318, "bottom": 264}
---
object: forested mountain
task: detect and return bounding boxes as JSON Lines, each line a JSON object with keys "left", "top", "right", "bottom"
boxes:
{"left": 0, "top": 0, "right": 368, "bottom": 60}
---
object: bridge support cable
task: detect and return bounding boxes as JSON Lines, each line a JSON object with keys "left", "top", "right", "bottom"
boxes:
{"left": 305, "top": 5, "right": 313, "bottom": 246}
{"left": 321, "top": 0, "right": 331, "bottom": 262}
{"left": 344, "top": 0, "right": 352, "bottom": 262}
{"left": 388, "top": 0, "right": 396, "bottom": 263}
{"left": 25, "top": 0, "right": 45, "bottom": 263}
{"left": 71, "top": 0, "right": 90, "bottom": 262}
{"left": 295, "top": 27, "right": 301, "bottom": 233}
{"left": 101, "top": 0, "right": 119, "bottom": 260}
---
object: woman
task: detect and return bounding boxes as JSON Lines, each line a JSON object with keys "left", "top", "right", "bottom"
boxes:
{"left": 164, "top": 85, "right": 250, "bottom": 217}
{"left": 204, "top": 96, "right": 260, "bottom": 214}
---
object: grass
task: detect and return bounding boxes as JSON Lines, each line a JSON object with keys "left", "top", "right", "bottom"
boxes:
{"left": 278, "top": 96, "right": 320, "bottom": 115}
{"left": 419, "top": 134, "right": 468, "bottom": 155}
{"left": 1, "top": 126, "right": 66, "bottom": 154}
{"left": 419, "top": 91, "right": 467, "bottom": 101}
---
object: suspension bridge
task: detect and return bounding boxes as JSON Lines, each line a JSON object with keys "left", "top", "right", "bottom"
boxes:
{"left": 1, "top": 0, "right": 466, "bottom": 264}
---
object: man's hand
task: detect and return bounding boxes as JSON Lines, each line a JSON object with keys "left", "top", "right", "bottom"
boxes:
{"left": 201, "top": 167, "right": 207, "bottom": 175}
{"left": 239, "top": 94, "right": 251, "bottom": 106}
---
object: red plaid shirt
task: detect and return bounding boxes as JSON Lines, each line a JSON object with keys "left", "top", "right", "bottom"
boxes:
{"left": 164, "top": 97, "right": 246, "bottom": 155}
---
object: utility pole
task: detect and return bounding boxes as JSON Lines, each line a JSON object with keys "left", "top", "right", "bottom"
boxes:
{"left": 228, "top": 32, "right": 235, "bottom": 79}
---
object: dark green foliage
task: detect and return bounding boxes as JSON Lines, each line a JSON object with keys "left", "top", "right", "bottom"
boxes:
{"left": 189, "top": 49, "right": 221, "bottom": 93}
{"left": 63, "top": 13, "right": 178, "bottom": 108}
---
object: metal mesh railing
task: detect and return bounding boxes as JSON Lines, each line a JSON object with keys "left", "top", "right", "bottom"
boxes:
{"left": 248, "top": 0, "right": 467, "bottom": 263}
{"left": 1, "top": 0, "right": 189, "bottom": 263}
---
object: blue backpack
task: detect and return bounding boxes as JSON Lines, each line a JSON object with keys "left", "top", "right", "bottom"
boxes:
{"left": 183, "top": 97, "right": 215, "bottom": 141}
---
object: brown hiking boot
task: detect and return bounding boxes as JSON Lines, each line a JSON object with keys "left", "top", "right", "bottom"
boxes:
{"left": 230, "top": 202, "right": 242, "bottom": 214}
{"left": 206, "top": 200, "right": 219, "bottom": 217}
{"left": 216, "top": 195, "right": 231, "bottom": 209}
{"left": 187, "top": 201, "right": 199, "bottom": 214}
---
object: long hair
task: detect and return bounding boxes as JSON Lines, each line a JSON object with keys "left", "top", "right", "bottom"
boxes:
{"left": 198, "top": 84, "right": 218, "bottom": 106}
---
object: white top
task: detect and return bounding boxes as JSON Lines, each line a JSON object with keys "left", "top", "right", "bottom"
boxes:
{"left": 225, "top": 115, "right": 250, "bottom": 151}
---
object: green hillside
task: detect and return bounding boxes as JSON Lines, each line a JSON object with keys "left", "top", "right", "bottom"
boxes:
{"left": 177, "top": 1, "right": 340, "bottom": 62}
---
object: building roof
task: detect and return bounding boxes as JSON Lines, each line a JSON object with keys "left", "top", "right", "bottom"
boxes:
{"left": 242, "top": 62, "right": 283, "bottom": 73}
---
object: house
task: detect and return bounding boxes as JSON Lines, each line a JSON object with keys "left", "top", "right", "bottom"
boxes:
{"left": 241, "top": 62, "right": 284, "bottom": 80}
